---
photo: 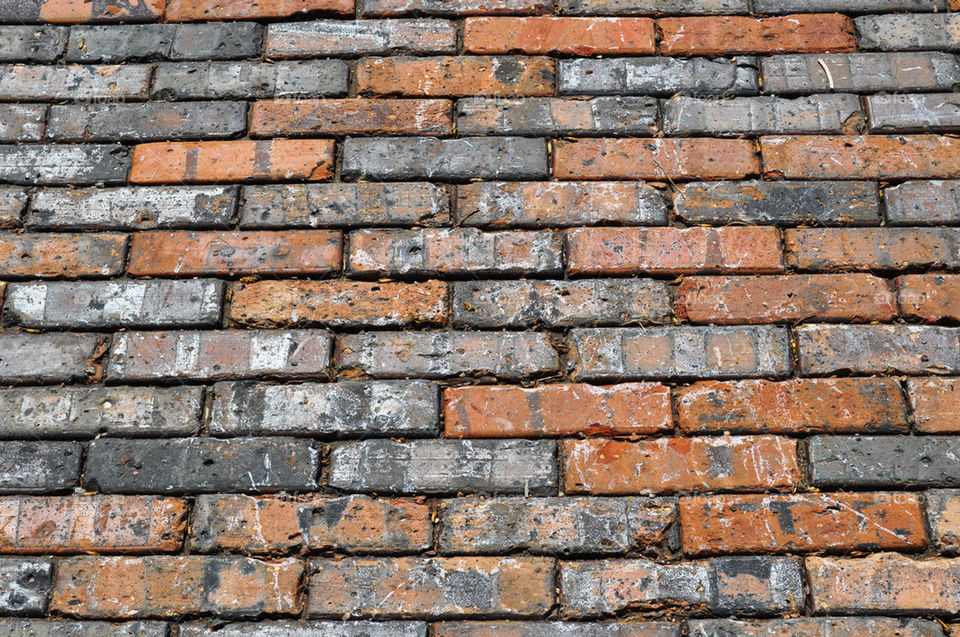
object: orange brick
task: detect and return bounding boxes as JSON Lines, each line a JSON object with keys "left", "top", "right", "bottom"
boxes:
{"left": 229, "top": 279, "right": 448, "bottom": 327}
{"left": 166, "top": 0, "right": 352, "bottom": 20}
{"left": 563, "top": 436, "right": 801, "bottom": 495}
{"left": 464, "top": 17, "right": 655, "bottom": 54}
{"left": 555, "top": 138, "right": 759, "bottom": 180}
{"left": 40, "top": 0, "right": 165, "bottom": 22}
{"left": 250, "top": 99, "right": 454, "bottom": 136}
{"left": 0, "top": 233, "right": 126, "bottom": 278}
{"left": 357, "top": 56, "right": 555, "bottom": 96}
{"left": 658, "top": 15, "right": 856, "bottom": 56}
{"left": 444, "top": 382, "right": 672, "bottom": 438}
{"left": 127, "top": 231, "right": 341, "bottom": 276}
{"left": 785, "top": 228, "right": 957, "bottom": 272}
{"left": 908, "top": 377, "right": 960, "bottom": 433}
{"left": 130, "top": 140, "right": 335, "bottom": 184}
{"left": 899, "top": 274, "right": 960, "bottom": 322}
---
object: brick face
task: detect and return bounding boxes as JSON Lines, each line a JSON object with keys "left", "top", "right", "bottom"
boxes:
{"left": 659, "top": 15, "right": 857, "bottom": 55}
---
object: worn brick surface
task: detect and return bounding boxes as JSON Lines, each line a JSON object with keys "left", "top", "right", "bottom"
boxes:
{"left": 867, "top": 94, "right": 960, "bottom": 132}
{"left": 0, "top": 334, "right": 101, "bottom": 384}
{"left": 180, "top": 622, "right": 427, "bottom": 636}
{"left": 0, "top": 558, "right": 51, "bottom": 614}
{"left": 659, "top": 15, "right": 856, "bottom": 55}
{"left": 899, "top": 274, "right": 960, "bottom": 322}
{"left": 65, "top": 23, "right": 263, "bottom": 62}
{"left": 0, "top": 145, "right": 130, "bottom": 185}
{"left": 760, "top": 53, "right": 960, "bottom": 93}
{"left": 166, "top": 0, "right": 354, "bottom": 20}
{"left": 464, "top": 17, "right": 655, "bottom": 54}
{"left": 47, "top": 102, "right": 247, "bottom": 142}
{"left": 0, "top": 26, "right": 67, "bottom": 62}
{"left": 357, "top": 56, "right": 555, "bottom": 96}
{"left": 251, "top": 99, "right": 453, "bottom": 136}
{"left": 797, "top": 324, "right": 960, "bottom": 375}
{"left": 856, "top": 13, "right": 960, "bottom": 51}
{"left": 152, "top": 60, "right": 348, "bottom": 99}
{"left": 810, "top": 436, "right": 960, "bottom": 488}
{"left": 688, "top": 618, "right": 947, "bottom": 637}
{"left": 0, "top": 64, "right": 150, "bottom": 100}
{"left": 908, "top": 378, "right": 960, "bottom": 433}
{"left": 0, "top": 187, "right": 27, "bottom": 228}
{"left": 436, "top": 623, "right": 680, "bottom": 637}
{"left": 457, "top": 97, "right": 658, "bottom": 135}
{"left": 885, "top": 180, "right": 960, "bottom": 225}
{"left": 559, "top": 57, "right": 759, "bottom": 96}
{"left": 786, "top": 228, "right": 960, "bottom": 271}
{"left": 0, "top": 233, "right": 126, "bottom": 278}
{"left": 663, "top": 94, "right": 861, "bottom": 136}
{"left": 0, "top": 620, "right": 170, "bottom": 637}
{"left": 0, "top": 104, "right": 45, "bottom": 142}
{"left": 0, "top": 441, "right": 82, "bottom": 493}
{"left": 265, "top": 20, "right": 457, "bottom": 56}
{"left": 926, "top": 489, "right": 960, "bottom": 552}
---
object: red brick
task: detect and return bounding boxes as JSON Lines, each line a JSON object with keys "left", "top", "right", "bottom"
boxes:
{"left": 444, "top": 382, "right": 672, "bottom": 438}
{"left": 908, "top": 378, "right": 960, "bottom": 433}
{"left": 899, "top": 274, "right": 960, "bottom": 322}
{"left": 0, "top": 233, "right": 126, "bottom": 278}
{"left": 464, "top": 17, "right": 655, "bottom": 54}
{"left": 127, "top": 231, "right": 341, "bottom": 276}
{"left": 357, "top": 56, "right": 555, "bottom": 97}
{"left": 130, "top": 140, "right": 335, "bottom": 184}
{"left": 39, "top": 0, "right": 165, "bottom": 22}
{"left": 785, "top": 228, "right": 958, "bottom": 271}
{"left": 566, "top": 227, "right": 782, "bottom": 276}
{"left": 229, "top": 279, "right": 448, "bottom": 327}
{"left": 250, "top": 99, "right": 453, "bottom": 136}
{"left": 166, "top": 0, "right": 352, "bottom": 20}
{"left": 658, "top": 15, "right": 856, "bottom": 55}
{"left": 51, "top": 556, "right": 303, "bottom": 618}
{"left": 554, "top": 138, "right": 759, "bottom": 180}
{"left": 762, "top": 135, "right": 960, "bottom": 179}
{"left": 680, "top": 493, "right": 927, "bottom": 555}
{"left": 676, "top": 378, "right": 909, "bottom": 435}
{"left": 0, "top": 496, "right": 187, "bottom": 554}
{"left": 363, "top": 0, "right": 549, "bottom": 15}
{"left": 676, "top": 274, "right": 897, "bottom": 323}
{"left": 563, "top": 436, "right": 801, "bottom": 495}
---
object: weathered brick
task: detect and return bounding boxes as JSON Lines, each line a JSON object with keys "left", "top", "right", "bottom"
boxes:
{"left": 663, "top": 94, "right": 861, "bottom": 136}
{"left": 210, "top": 380, "right": 438, "bottom": 437}
{"left": 453, "top": 279, "right": 670, "bottom": 328}
{"left": 567, "top": 227, "right": 781, "bottom": 276}
{"left": 0, "top": 187, "right": 27, "bottom": 228}
{"left": 179, "top": 621, "right": 426, "bottom": 637}
{"left": 885, "top": 180, "right": 960, "bottom": 225}
{"left": 558, "top": 0, "right": 747, "bottom": 13}
{"left": 0, "top": 64, "right": 149, "bottom": 100}
{"left": 0, "top": 558, "right": 51, "bottom": 615}
{"left": 191, "top": 494, "right": 429, "bottom": 554}
{"left": 445, "top": 382, "right": 672, "bottom": 438}
{"left": 339, "top": 331, "right": 558, "bottom": 379}
{"left": 0, "top": 233, "right": 126, "bottom": 278}
{"left": 0, "top": 441, "right": 82, "bottom": 494}
{"left": 810, "top": 436, "right": 960, "bottom": 488}
{"left": 456, "top": 181, "right": 667, "bottom": 228}
{"left": 357, "top": 56, "right": 554, "bottom": 97}
{"left": 343, "top": 137, "right": 548, "bottom": 180}
{"left": 65, "top": 23, "right": 263, "bottom": 62}
{"left": 561, "top": 556, "right": 803, "bottom": 617}
{"left": 29, "top": 186, "right": 237, "bottom": 230}
{"left": 171, "top": 0, "right": 352, "bottom": 20}
{"left": 563, "top": 436, "right": 800, "bottom": 495}
{"left": 328, "top": 439, "right": 557, "bottom": 494}
{"left": 0, "top": 620, "right": 169, "bottom": 637}
{"left": 152, "top": 60, "right": 348, "bottom": 99}
{"left": 674, "top": 180, "right": 881, "bottom": 226}
{"left": 908, "top": 378, "right": 960, "bottom": 433}
{"left": 808, "top": 553, "right": 960, "bottom": 614}
{"left": 899, "top": 274, "right": 960, "bottom": 322}
{"left": 761, "top": 53, "right": 960, "bottom": 94}
{"left": 559, "top": 57, "right": 759, "bottom": 96}
{"left": 47, "top": 102, "right": 246, "bottom": 142}
{"left": 0, "top": 104, "right": 45, "bottom": 142}
{"left": 676, "top": 378, "right": 909, "bottom": 434}
{"left": 456, "top": 97, "right": 658, "bottom": 135}
{"left": 0, "top": 386, "right": 202, "bottom": 439}
{"left": 0, "top": 145, "right": 129, "bottom": 186}
{"left": 251, "top": 99, "right": 452, "bottom": 137}
{"left": 435, "top": 622, "right": 680, "bottom": 636}
{"left": 4, "top": 280, "right": 223, "bottom": 329}
{"left": 786, "top": 228, "right": 960, "bottom": 271}
{"left": 51, "top": 556, "right": 302, "bottom": 618}
{"left": 364, "top": 0, "right": 548, "bottom": 13}
{"left": 0, "top": 496, "right": 187, "bottom": 554}
{"left": 0, "top": 26, "right": 67, "bottom": 62}
{"left": 798, "top": 324, "right": 960, "bottom": 375}
{"left": 679, "top": 492, "right": 926, "bottom": 555}
{"left": 464, "top": 17, "right": 655, "bottom": 54}
{"left": 867, "top": 94, "right": 960, "bottom": 132}
{"left": 926, "top": 489, "right": 960, "bottom": 552}
{"left": 555, "top": 138, "right": 759, "bottom": 180}
{"left": 662, "top": 15, "right": 855, "bottom": 55}
{"left": 439, "top": 496, "right": 675, "bottom": 554}
{"left": 676, "top": 274, "right": 897, "bottom": 323}
{"left": 266, "top": 20, "right": 456, "bottom": 56}
{"left": 127, "top": 231, "right": 341, "bottom": 276}
{"left": 688, "top": 618, "right": 947, "bottom": 637}
{"left": 109, "top": 330, "right": 332, "bottom": 381}
{"left": 307, "top": 557, "right": 554, "bottom": 617}
{"left": 0, "top": 334, "right": 101, "bottom": 384}
{"left": 1, "top": 0, "right": 165, "bottom": 22}
{"left": 241, "top": 183, "right": 448, "bottom": 228}
{"left": 85, "top": 438, "right": 319, "bottom": 494}
{"left": 856, "top": 13, "right": 960, "bottom": 51}
{"left": 756, "top": 0, "right": 944, "bottom": 11}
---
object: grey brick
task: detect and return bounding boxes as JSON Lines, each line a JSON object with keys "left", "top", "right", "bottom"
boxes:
{"left": 0, "top": 105, "right": 45, "bottom": 142}
{"left": 339, "top": 331, "right": 559, "bottom": 379}
{"left": 210, "top": 380, "right": 439, "bottom": 437}
{"left": 151, "top": 60, "right": 348, "bottom": 99}
{"left": 560, "top": 57, "right": 759, "bottom": 96}
{"left": 761, "top": 53, "right": 960, "bottom": 94}
{"left": 0, "top": 64, "right": 150, "bottom": 100}
{"left": 0, "top": 620, "right": 168, "bottom": 637}
{"left": 84, "top": 437, "right": 320, "bottom": 494}
{"left": 0, "top": 187, "right": 26, "bottom": 228}
{"left": 867, "top": 94, "right": 960, "bottom": 132}
{"left": 178, "top": 622, "right": 425, "bottom": 637}
{"left": 675, "top": 181, "right": 881, "bottom": 226}
{"left": 453, "top": 279, "right": 671, "bottom": 328}
{"left": 362, "top": 0, "right": 550, "bottom": 14}
{"left": 662, "top": 94, "right": 861, "bottom": 136}
{"left": 0, "top": 333, "right": 100, "bottom": 384}
{"left": 810, "top": 436, "right": 960, "bottom": 488}
{"left": 328, "top": 439, "right": 557, "bottom": 495}
{"left": 265, "top": 19, "right": 457, "bottom": 56}
{"left": 688, "top": 618, "right": 946, "bottom": 637}
{"left": 0, "top": 441, "right": 81, "bottom": 493}
{"left": 0, "top": 26, "right": 67, "bottom": 62}
{"left": 559, "top": 0, "right": 746, "bottom": 13}
{"left": 4, "top": 280, "right": 223, "bottom": 329}
{"left": 46, "top": 102, "right": 247, "bottom": 142}
{"left": 169, "top": 23, "right": 263, "bottom": 60}
{"left": 0, "top": 559, "right": 51, "bottom": 615}
{"left": 66, "top": 23, "right": 262, "bottom": 62}
{"left": 342, "top": 137, "right": 548, "bottom": 180}
{"left": 755, "top": 0, "right": 944, "bottom": 10}
{"left": 457, "top": 97, "right": 657, "bottom": 135}
{"left": 0, "top": 145, "right": 129, "bottom": 186}
{"left": 856, "top": 13, "right": 960, "bottom": 51}
{"left": 885, "top": 180, "right": 960, "bottom": 225}
{"left": 0, "top": 0, "right": 163, "bottom": 22}
{"left": 435, "top": 623, "right": 680, "bottom": 637}
{"left": 0, "top": 386, "right": 202, "bottom": 439}
{"left": 797, "top": 324, "right": 960, "bottom": 375}
{"left": 926, "top": 489, "right": 960, "bottom": 553}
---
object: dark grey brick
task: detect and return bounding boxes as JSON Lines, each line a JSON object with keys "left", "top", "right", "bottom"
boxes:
{"left": 84, "top": 437, "right": 320, "bottom": 494}
{"left": 210, "top": 380, "right": 439, "bottom": 437}
{"left": 151, "top": 60, "right": 348, "bottom": 99}
{"left": 328, "top": 439, "right": 557, "bottom": 495}
{"left": 457, "top": 97, "right": 657, "bottom": 135}
{"left": 0, "top": 64, "right": 150, "bottom": 101}
{"left": 342, "top": 137, "right": 548, "bottom": 180}
{"left": 265, "top": 19, "right": 457, "bottom": 56}
{"left": 689, "top": 618, "right": 946, "bottom": 637}
{"left": 856, "top": 13, "right": 960, "bottom": 51}
{"left": 797, "top": 324, "right": 960, "bottom": 375}
{"left": 0, "top": 559, "right": 51, "bottom": 615}
{"left": 0, "top": 620, "right": 168, "bottom": 637}
{"left": 761, "top": 53, "right": 960, "bottom": 94}
{"left": 46, "top": 102, "right": 247, "bottom": 142}
{"left": 662, "top": 94, "right": 861, "bottom": 135}
{"left": 674, "top": 181, "right": 881, "bottom": 226}
{"left": 0, "top": 145, "right": 129, "bottom": 186}
{"left": 559, "top": 57, "right": 759, "bottom": 96}
{"left": 169, "top": 22, "right": 263, "bottom": 60}
{"left": 4, "top": 280, "right": 223, "bottom": 329}
{"left": 0, "top": 104, "right": 45, "bottom": 142}
{"left": 0, "top": 26, "right": 67, "bottom": 62}
{"left": 885, "top": 180, "right": 960, "bottom": 225}
{"left": 755, "top": 0, "right": 944, "bottom": 10}
{"left": 66, "top": 23, "right": 262, "bottom": 62}
{"left": 0, "top": 441, "right": 81, "bottom": 494}
{"left": 0, "top": 386, "right": 202, "bottom": 439}
{"left": 0, "top": 187, "right": 26, "bottom": 228}
{"left": 0, "top": 333, "right": 101, "bottom": 384}
{"left": 810, "top": 436, "right": 960, "bottom": 488}
{"left": 867, "top": 94, "right": 960, "bottom": 132}
{"left": 559, "top": 0, "right": 746, "bottom": 13}
{"left": 178, "top": 622, "right": 425, "bottom": 637}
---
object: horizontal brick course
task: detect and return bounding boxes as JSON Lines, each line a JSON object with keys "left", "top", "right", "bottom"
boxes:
{"left": 357, "top": 56, "right": 555, "bottom": 97}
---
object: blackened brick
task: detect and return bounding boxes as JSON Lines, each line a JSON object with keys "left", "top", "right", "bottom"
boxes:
{"left": 66, "top": 23, "right": 262, "bottom": 62}
{"left": 0, "top": 441, "right": 81, "bottom": 494}
{"left": 46, "top": 102, "right": 247, "bottom": 142}
{"left": 151, "top": 60, "right": 348, "bottom": 99}
{"left": 0, "top": 145, "right": 129, "bottom": 185}
{"left": 810, "top": 436, "right": 960, "bottom": 488}
{"left": 0, "top": 558, "right": 51, "bottom": 614}
{"left": 559, "top": 57, "right": 759, "bottom": 96}
{"left": 0, "top": 26, "right": 67, "bottom": 62}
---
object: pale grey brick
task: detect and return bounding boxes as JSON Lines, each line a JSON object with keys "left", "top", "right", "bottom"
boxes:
{"left": 435, "top": 623, "right": 679, "bottom": 637}
{"left": 810, "top": 436, "right": 960, "bottom": 488}
{"left": 689, "top": 618, "right": 945, "bottom": 637}
{"left": 559, "top": 0, "right": 746, "bottom": 13}
{"left": 0, "top": 441, "right": 81, "bottom": 493}
{"left": 265, "top": 19, "right": 457, "bottom": 56}
{"left": 885, "top": 180, "right": 960, "bottom": 225}
{"left": 0, "top": 559, "right": 51, "bottom": 614}
{"left": 178, "top": 622, "right": 425, "bottom": 637}
{"left": 0, "top": 145, "right": 129, "bottom": 185}
{"left": 0, "top": 64, "right": 150, "bottom": 100}
{"left": 0, "top": 187, "right": 26, "bottom": 228}
{"left": 756, "top": 0, "right": 944, "bottom": 11}
{"left": 761, "top": 53, "right": 960, "bottom": 94}
{"left": 0, "top": 333, "right": 100, "bottom": 384}
{"left": 797, "top": 324, "right": 960, "bottom": 375}
{"left": 856, "top": 13, "right": 960, "bottom": 51}
{"left": 0, "top": 26, "right": 67, "bottom": 62}
{"left": 867, "top": 93, "right": 960, "bottom": 132}
{"left": 662, "top": 94, "right": 861, "bottom": 135}
{"left": 456, "top": 97, "right": 658, "bottom": 135}
{"left": 66, "top": 23, "right": 262, "bottom": 62}
{"left": 46, "top": 102, "right": 247, "bottom": 142}
{"left": 0, "top": 104, "right": 44, "bottom": 142}
{"left": 362, "top": 0, "right": 549, "bottom": 14}
{"left": 560, "top": 57, "right": 759, "bottom": 96}
{"left": 151, "top": 60, "right": 348, "bottom": 99}
{"left": 0, "top": 620, "right": 168, "bottom": 637}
